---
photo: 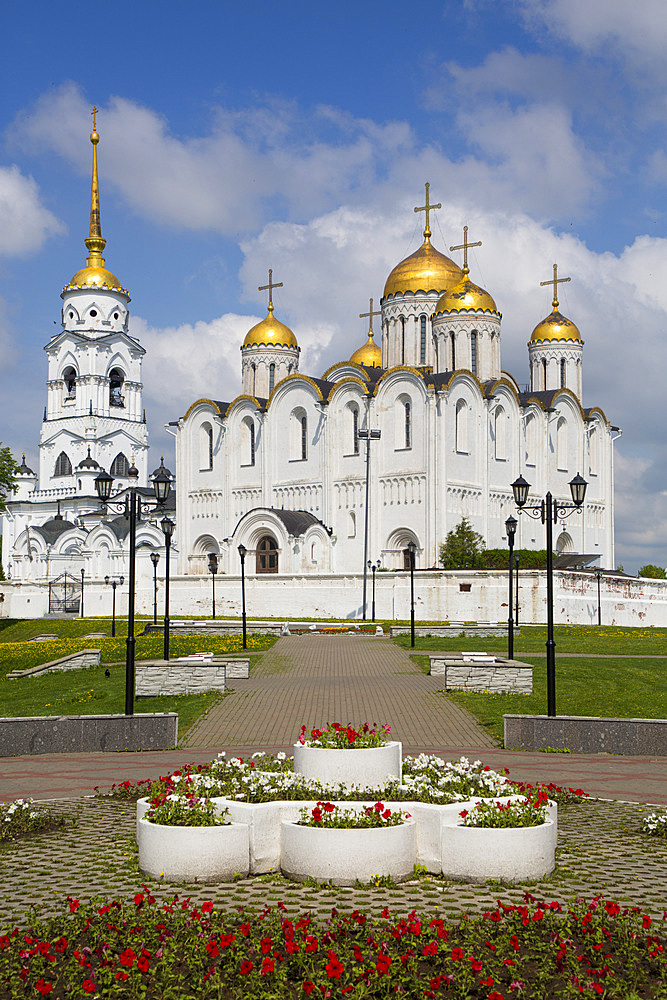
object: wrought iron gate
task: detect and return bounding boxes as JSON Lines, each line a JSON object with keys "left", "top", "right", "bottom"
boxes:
{"left": 48, "top": 572, "right": 82, "bottom": 614}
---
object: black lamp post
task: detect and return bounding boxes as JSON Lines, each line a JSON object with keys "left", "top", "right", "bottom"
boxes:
{"left": 161, "top": 516, "right": 175, "bottom": 661}
{"left": 595, "top": 567, "right": 602, "bottom": 626}
{"left": 505, "top": 515, "right": 517, "bottom": 659}
{"left": 238, "top": 544, "right": 247, "bottom": 650}
{"left": 104, "top": 575, "right": 124, "bottom": 638}
{"left": 150, "top": 552, "right": 160, "bottom": 625}
{"left": 511, "top": 472, "right": 587, "bottom": 717}
{"left": 367, "top": 559, "right": 381, "bottom": 622}
{"left": 358, "top": 425, "right": 382, "bottom": 620}
{"left": 95, "top": 463, "right": 172, "bottom": 715}
{"left": 208, "top": 553, "right": 218, "bottom": 619}
{"left": 407, "top": 541, "right": 416, "bottom": 648}
{"left": 80, "top": 568, "right": 85, "bottom": 618}
{"left": 515, "top": 554, "right": 520, "bottom": 628}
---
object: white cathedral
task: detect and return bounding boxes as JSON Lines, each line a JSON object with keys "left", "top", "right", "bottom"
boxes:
{"left": 2, "top": 124, "right": 617, "bottom": 591}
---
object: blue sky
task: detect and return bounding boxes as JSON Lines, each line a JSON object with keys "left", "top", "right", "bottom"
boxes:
{"left": 2, "top": 0, "right": 667, "bottom": 572}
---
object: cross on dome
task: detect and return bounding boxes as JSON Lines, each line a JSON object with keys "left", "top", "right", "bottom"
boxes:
{"left": 540, "top": 263, "right": 571, "bottom": 310}
{"left": 414, "top": 182, "right": 441, "bottom": 240}
{"left": 450, "top": 225, "right": 482, "bottom": 276}
{"left": 258, "top": 268, "right": 284, "bottom": 313}
{"left": 359, "top": 297, "right": 381, "bottom": 334}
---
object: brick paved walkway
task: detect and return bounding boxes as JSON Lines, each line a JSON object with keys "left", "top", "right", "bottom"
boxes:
{"left": 181, "top": 636, "right": 495, "bottom": 751}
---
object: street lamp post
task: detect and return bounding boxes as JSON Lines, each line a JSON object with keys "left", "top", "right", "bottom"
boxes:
{"left": 505, "top": 516, "right": 517, "bottom": 659}
{"left": 208, "top": 553, "right": 218, "bottom": 619}
{"left": 150, "top": 552, "right": 160, "bottom": 625}
{"left": 407, "top": 541, "right": 416, "bottom": 648}
{"left": 80, "top": 568, "right": 85, "bottom": 618}
{"left": 358, "top": 425, "right": 381, "bottom": 620}
{"left": 95, "top": 463, "right": 172, "bottom": 715}
{"left": 511, "top": 473, "right": 587, "bottom": 717}
{"left": 161, "top": 516, "right": 175, "bottom": 661}
{"left": 238, "top": 544, "right": 247, "bottom": 650}
{"left": 595, "top": 567, "right": 602, "bottom": 626}
{"left": 515, "top": 554, "right": 520, "bottom": 628}
{"left": 367, "top": 559, "right": 381, "bottom": 622}
{"left": 104, "top": 575, "right": 124, "bottom": 638}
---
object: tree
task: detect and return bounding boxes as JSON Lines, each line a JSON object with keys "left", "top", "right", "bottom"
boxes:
{"left": 0, "top": 445, "right": 20, "bottom": 512}
{"left": 439, "top": 518, "right": 485, "bottom": 569}
{"left": 638, "top": 564, "right": 666, "bottom": 579}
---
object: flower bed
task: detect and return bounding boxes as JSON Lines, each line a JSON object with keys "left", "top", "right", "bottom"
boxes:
{"left": 0, "top": 799, "right": 76, "bottom": 842}
{"left": 642, "top": 809, "right": 667, "bottom": 837}
{"left": 0, "top": 892, "right": 663, "bottom": 998}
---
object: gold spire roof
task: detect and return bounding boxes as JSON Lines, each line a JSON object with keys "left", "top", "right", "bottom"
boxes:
{"left": 350, "top": 329, "right": 381, "bottom": 367}
{"left": 434, "top": 267, "right": 498, "bottom": 316}
{"left": 243, "top": 303, "right": 298, "bottom": 349}
{"left": 530, "top": 307, "right": 582, "bottom": 343}
{"left": 383, "top": 234, "right": 462, "bottom": 298}
{"left": 64, "top": 110, "right": 127, "bottom": 295}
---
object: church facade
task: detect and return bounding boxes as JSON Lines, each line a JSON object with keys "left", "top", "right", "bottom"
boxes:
{"left": 175, "top": 187, "right": 618, "bottom": 580}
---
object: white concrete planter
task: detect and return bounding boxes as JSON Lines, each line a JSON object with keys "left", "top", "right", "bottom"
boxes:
{"left": 440, "top": 817, "right": 555, "bottom": 882}
{"left": 137, "top": 815, "right": 250, "bottom": 883}
{"left": 281, "top": 818, "right": 416, "bottom": 885}
{"left": 293, "top": 741, "right": 402, "bottom": 790}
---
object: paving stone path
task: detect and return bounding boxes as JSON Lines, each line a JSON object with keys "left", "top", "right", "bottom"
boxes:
{"left": 181, "top": 635, "right": 495, "bottom": 750}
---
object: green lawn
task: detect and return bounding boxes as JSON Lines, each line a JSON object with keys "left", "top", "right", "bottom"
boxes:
{"left": 412, "top": 652, "right": 667, "bottom": 742}
{"left": 396, "top": 623, "right": 667, "bottom": 656}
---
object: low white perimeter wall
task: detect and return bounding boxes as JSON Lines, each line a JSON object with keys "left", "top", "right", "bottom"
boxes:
{"left": 2, "top": 570, "right": 667, "bottom": 626}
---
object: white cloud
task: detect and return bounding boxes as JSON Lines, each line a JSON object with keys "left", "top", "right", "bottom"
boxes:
{"left": 0, "top": 165, "right": 63, "bottom": 257}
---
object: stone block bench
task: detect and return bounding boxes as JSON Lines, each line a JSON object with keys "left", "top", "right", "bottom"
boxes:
{"left": 429, "top": 653, "right": 533, "bottom": 693}
{"left": 0, "top": 712, "right": 177, "bottom": 755}
{"left": 7, "top": 649, "right": 101, "bottom": 680}
{"left": 135, "top": 657, "right": 250, "bottom": 697}
{"left": 504, "top": 713, "right": 667, "bottom": 754}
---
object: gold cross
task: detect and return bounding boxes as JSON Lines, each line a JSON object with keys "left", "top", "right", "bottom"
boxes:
{"left": 359, "top": 297, "right": 381, "bottom": 333}
{"left": 91, "top": 106, "right": 98, "bottom": 130}
{"left": 450, "top": 225, "right": 482, "bottom": 274}
{"left": 540, "top": 263, "right": 571, "bottom": 309}
{"left": 258, "top": 268, "right": 283, "bottom": 310}
{"left": 414, "top": 182, "right": 441, "bottom": 239}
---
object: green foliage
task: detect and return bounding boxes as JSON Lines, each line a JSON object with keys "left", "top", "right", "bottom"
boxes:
{"left": 0, "top": 444, "right": 20, "bottom": 512}
{"left": 638, "top": 564, "right": 666, "bottom": 579}
{"left": 480, "top": 547, "right": 551, "bottom": 569}
{"left": 439, "top": 517, "right": 485, "bottom": 569}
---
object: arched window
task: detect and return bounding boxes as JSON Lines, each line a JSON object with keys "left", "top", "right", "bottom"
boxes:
{"left": 420, "top": 315, "right": 427, "bottom": 364}
{"left": 470, "top": 331, "right": 478, "bottom": 376}
{"left": 400, "top": 317, "right": 405, "bottom": 364}
{"left": 242, "top": 417, "right": 255, "bottom": 466}
{"left": 560, "top": 358, "right": 566, "bottom": 388}
{"left": 109, "top": 368, "right": 125, "bottom": 408}
{"left": 62, "top": 367, "right": 77, "bottom": 398}
{"left": 525, "top": 414, "right": 537, "bottom": 467}
{"left": 251, "top": 363, "right": 256, "bottom": 396}
{"left": 404, "top": 400, "right": 411, "bottom": 448}
{"left": 450, "top": 332, "right": 456, "bottom": 370}
{"left": 348, "top": 511, "right": 356, "bottom": 538}
{"left": 200, "top": 422, "right": 214, "bottom": 470}
{"left": 291, "top": 408, "right": 308, "bottom": 461}
{"left": 269, "top": 363, "right": 276, "bottom": 395}
{"left": 256, "top": 535, "right": 278, "bottom": 574}
{"left": 110, "top": 452, "right": 129, "bottom": 478}
{"left": 395, "top": 396, "right": 412, "bottom": 449}
{"left": 455, "top": 399, "right": 468, "bottom": 453}
{"left": 349, "top": 404, "right": 359, "bottom": 455}
{"left": 54, "top": 452, "right": 72, "bottom": 477}
{"left": 556, "top": 417, "right": 568, "bottom": 470}
{"left": 542, "top": 358, "right": 547, "bottom": 390}
{"left": 494, "top": 406, "right": 507, "bottom": 460}
{"left": 589, "top": 426, "right": 598, "bottom": 476}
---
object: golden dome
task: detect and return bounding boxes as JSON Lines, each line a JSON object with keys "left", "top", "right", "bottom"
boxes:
{"left": 434, "top": 269, "right": 498, "bottom": 316}
{"left": 243, "top": 304, "right": 298, "bottom": 349}
{"left": 530, "top": 307, "right": 582, "bottom": 344}
{"left": 350, "top": 330, "right": 382, "bottom": 367}
{"left": 384, "top": 235, "right": 463, "bottom": 298}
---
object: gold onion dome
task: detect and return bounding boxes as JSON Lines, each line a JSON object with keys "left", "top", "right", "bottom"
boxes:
{"left": 350, "top": 329, "right": 381, "bottom": 367}
{"left": 383, "top": 234, "right": 463, "bottom": 298}
{"left": 243, "top": 303, "right": 298, "bottom": 349}
{"left": 64, "top": 116, "right": 127, "bottom": 295}
{"left": 434, "top": 266, "right": 498, "bottom": 316}
{"left": 530, "top": 307, "right": 582, "bottom": 343}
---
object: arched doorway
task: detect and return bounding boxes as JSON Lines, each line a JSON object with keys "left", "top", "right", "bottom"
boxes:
{"left": 256, "top": 535, "right": 279, "bottom": 574}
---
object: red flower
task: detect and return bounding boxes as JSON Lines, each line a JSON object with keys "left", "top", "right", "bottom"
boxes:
{"left": 451, "top": 947, "right": 463, "bottom": 961}
{"left": 240, "top": 960, "right": 253, "bottom": 975}
{"left": 459, "top": 809, "right": 469, "bottom": 819}
{"left": 119, "top": 947, "right": 136, "bottom": 967}
{"left": 324, "top": 802, "right": 335, "bottom": 813}
{"left": 481, "top": 975, "right": 495, "bottom": 986}
{"left": 0, "top": 935, "right": 9, "bottom": 950}
{"left": 325, "top": 953, "right": 344, "bottom": 978}
{"left": 376, "top": 954, "right": 392, "bottom": 974}
{"left": 383, "top": 809, "right": 391, "bottom": 819}
{"left": 374, "top": 802, "right": 383, "bottom": 812}
{"left": 312, "top": 807, "right": 322, "bottom": 823}
{"left": 261, "top": 957, "right": 275, "bottom": 974}
{"left": 305, "top": 935, "right": 319, "bottom": 953}
{"left": 302, "top": 982, "right": 315, "bottom": 994}
{"left": 201, "top": 901, "right": 214, "bottom": 913}
{"left": 68, "top": 899, "right": 80, "bottom": 913}
{"left": 261, "top": 936, "right": 273, "bottom": 953}
{"left": 206, "top": 940, "right": 219, "bottom": 957}
{"left": 115, "top": 971, "right": 128, "bottom": 981}
{"left": 220, "top": 933, "right": 236, "bottom": 948}
{"left": 422, "top": 942, "right": 438, "bottom": 957}
{"left": 35, "top": 981, "right": 53, "bottom": 996}
{"left": 468, "top": 956, "right": 483, "bottom": 972}
{"left": 489, "top": 993, "right": 505, "bottom": 1000}
{"left": 239, "top": 923, "right": 251, "bottom": 937}
{"left": 133, "top": 892, "right": 144, "bottom": 906}
{"left": 286, "top": 940, "right": 300, "bottom": 954}
{"left": 82, "top": 980, "right": 96, "bottom": 994}
{"left": 643, "top": 915, "right": 652, "bottom": 929}
{"left": 510, "top": 934, "right": 520, "bottom": 952}
{"left": 137, "top": 956, "right": 150, "bottom": 973}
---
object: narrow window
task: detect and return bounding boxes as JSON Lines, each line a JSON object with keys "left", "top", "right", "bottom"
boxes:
{"left": 251, "top": 363, "right": 256, "bottom": 396}
{"left": 400, "top": 317, "right": 405, "bottom": 364}
{"left": 589, "top": 426, "right": 598, "bottom": 476}
{"left": 557, "top": 417, "right": 567, "bottom": 470}
{"left": 404, "top": 400, "right": 412, "bottom": 448}
{"left": 63, "top": 367, "right": 77, "bottom": 398}
{"left": 348, "top": 511, "right": 356, "bottom": 538}
{"left": 250, "top": 422, "right": 255, "bottom": 466}
{"left": 560, "top": 358, "right": 566, "bottom": 388}
{"left": 110, "top": 452, "right": 129, "bottom": 477}
{"left": 542, "top": 358, "right": 547, "bottom": 390}
{"left": 455, "top": 399, "right": 468, "bottom": 453}
{"left": 494, "top": 407, "right": 507, "bottom": 460}
{"left": 109, "top": 368, "right": 125, "bottom": 408}
{"left": 54, "top": 452, "right": 72, "bottom": 477}
{"left": 470, "top": 331, "right": 478, "bottom": 376}
{"left": 420, "top": 315, "right": 427, "bottom": 364}
{"left": 269, "top": 363, "right": 275, "bottom": 394}
{"left": 450, "top": 332, "right": 456, "bottom": 370}
{"left": 201, "top": 422, "right": 214, "bottom": 470}
{"left": 352, "top": 406, "right": 359, "bottom": 455}
{"left": 301, "top": 415, "right": 307, "bottom": 460}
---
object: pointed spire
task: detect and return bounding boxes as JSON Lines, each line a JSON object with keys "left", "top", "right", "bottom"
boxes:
{"left": 84, "top": 107, "right": 107, "bottom": 267}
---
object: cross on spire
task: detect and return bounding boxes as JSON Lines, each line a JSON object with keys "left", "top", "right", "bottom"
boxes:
{"left": 540, "top": 263, "right": 571, "bottom": 309}
{"left": 414, "top": 182, "right": 441, "bottom": 240}
{"left": 258, "top": 268, "right": 283, "bottom": 312}
{"left": 450, "top": 225, "right": 482, "bottom": 275}
{"left": 359, "top": 297, "right": 381, "bottom": 334}
{"left": 91, "top": 106, "right": 99, "bottom": 131}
